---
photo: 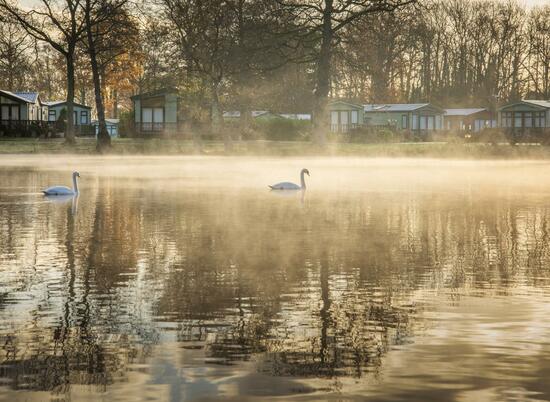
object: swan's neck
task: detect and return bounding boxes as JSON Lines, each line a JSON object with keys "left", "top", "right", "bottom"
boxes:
{"left": 300, "top": 171, "right": 306, "bottom": 189}
{"left": 73, "top": 175, "right": 79, "bottom": 194}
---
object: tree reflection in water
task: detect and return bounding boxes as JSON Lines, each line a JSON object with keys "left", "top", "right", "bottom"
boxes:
{"left": 2, "top": 169, "right": 550, "bottom": 400}
{"left": 0, "top": 176, "right": 158, "bottom": 398}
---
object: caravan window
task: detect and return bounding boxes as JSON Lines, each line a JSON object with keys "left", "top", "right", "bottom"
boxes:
{"left": 501, "top": 112, "right": 512, "bottom": 127}
{"left": 1, "top": 106, "right": 8, "bottom": 120}
{"left": 351, "top": 110, "right": 358, "bottom": 124}
{"left": 154, "top": 108, "right": 164, "bottom": 123}
{"left": 514, "top": 112, "right": 522, "bottom": 128}
{"left": 524, "top": 112, "right": 532, "bottom": 128}
{"left": 419, "top": 116, "right": 426, "bottom": 130}
{"left": 541, "top": 113, "right": 546, "bottom": 128}
{"left": 10, "top": 106, "right": 19, "bottom": 120}
{"left": 143, "top": 108, "right": 153, "bottom": 123}
{"left": 340, "top": 111, "right": 348, "bottom": 124}
{"left": 143, "top": 108, "right": 164, "bottom": 123}
{"left": 427, "top": 116, "right": 434, "bottom": 130}
{"left": 331, "top": 111, "right": 338, "bottom": 125}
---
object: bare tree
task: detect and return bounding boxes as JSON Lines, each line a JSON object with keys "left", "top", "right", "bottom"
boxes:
{"left": 526, "top": 5, "right": 549, "bottom": 99}
{"left": 337, "top": 8, "right": 415, "bottom": 102}
{"left": 275, "top": 0, "right": 417, "bottom": 145}
{"left": 84, "top": 0, "right": 110, "bottom": 151}
{"left": 331, "top": 0, "right": 542, "bottom": 108}
{"left": 0, "top": 20, "right": 32, "bottom": 91}
{"left": 160, "top": 0, "right": 239, "bottom": 152}
{"left": 0, "top": 0, "right": 87, "bottom": 144}
{"left": 82, "top": 0, "right": 131, "bottom": 152}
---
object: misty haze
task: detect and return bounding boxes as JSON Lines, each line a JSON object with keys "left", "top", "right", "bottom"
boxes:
{"left": 1, "top": 0, "right": 550, "bottom": 401}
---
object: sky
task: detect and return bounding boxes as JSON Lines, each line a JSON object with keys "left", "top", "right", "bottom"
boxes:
{"left": 514, "top": 0, "right": 549, "bottom": 6}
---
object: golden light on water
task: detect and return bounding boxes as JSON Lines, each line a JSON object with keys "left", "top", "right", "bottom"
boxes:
{"left": 2, "top": 155, "right": 550, "bottom": 401}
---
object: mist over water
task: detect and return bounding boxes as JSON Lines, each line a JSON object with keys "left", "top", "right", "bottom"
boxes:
{"left": 2, "top": 156, "right": 550, "bottom": 401}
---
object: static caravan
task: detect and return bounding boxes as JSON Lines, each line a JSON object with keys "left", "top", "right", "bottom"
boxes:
{"left": 280, "top": 113, "right": 311, "bottom": 121}
{"left": 44, "top": 101, "right": 92, "bottom": 126}
{"left": 498, "top": 100, "right": 550, "bottom": 131}
{"left": 444, "top": 108, "right": 496, "bottom": 132}
{"left": 328, "top": 101, "right": 364, "bottom": 133}
{"left": 363, "top": 103, "right": 444, "bottom": 131}
{"left": 328, "top": 101, "right": 444, "bottom": 133}
{"left": 223, "top": 110, "right": 279, "bottom": 120}
{"left": 92, "top": 118, "right": 119, "bottom": 137}
{"left": 0, "top": 90, "right": 48, "bottom": 123}
{"left": 0, "top": 90, "right": 50, "bottom": 137}
{"left": 131, "top": 88, "right": 180, "bottom": 136}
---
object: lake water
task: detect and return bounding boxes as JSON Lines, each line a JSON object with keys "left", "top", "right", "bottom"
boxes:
{"left": 2, "top": 156, "right": 550, "bottom": 402}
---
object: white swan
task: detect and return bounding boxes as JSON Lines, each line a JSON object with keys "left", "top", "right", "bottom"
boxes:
{"left": 43, "top": 171, "right": 80, "bottom": 195}
{"left": 269, "top": 168, "right": 309, "bottom": 190}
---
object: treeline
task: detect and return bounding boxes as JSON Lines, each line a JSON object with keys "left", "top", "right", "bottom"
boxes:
{"left": 0, "top": 0, "right": 140, "bottom": 150}
{"left": 0, "top": 0, "right": 548, "bottom": 148}
{"left": 336, "top": 0, "right": 549, "bottom": 107}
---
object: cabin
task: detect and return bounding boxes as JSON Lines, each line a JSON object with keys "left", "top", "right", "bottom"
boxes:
{"left": 130, "top": 87, "right": 180, "bottom": 136}
{"left": 223, "top": 110, "right": 312, "bottom": 122}
{"left": 43, "top": 100, "right": 93, "bottom": 136}
{"left": 328, "top": 101, "right": 444, "bottom": 133}
{"left": 0, "top": 90, "right": 50, "bottom": 136}
{"left": 329, "top": 101, "right": 364, "bottom": 132}
{"left": 222, "top": 110, "right": 285, "bottom": 120}
{"left": 280, "top": 113, "right": 312, "bottom": 121}
{"left": 44, "top": 100, "right": 92, "bottom": 126}
{"left": 498, "top": 100, "right": 550, "bottom": 131}
{"left": 0, "top": 90, "right": 48, "bottom": 122}
{"left": 444, "top": 108, "right": 496, "bottom": 132}
{"left": 92, "top": 118, "right": 119, "bottom": 138}
{"left": 364, "top": 103, "right": 444, "bottom": 131}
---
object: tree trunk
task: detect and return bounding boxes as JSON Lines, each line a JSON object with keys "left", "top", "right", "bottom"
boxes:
{"left": 239, "top": 103, "right": 250, "bottom": 140}
{"left": 312, "top": 0, "right": 334, "bottom": 146}
{"left": 65, "top": 54, "right": 76, "bottom": 145}
{"left": 211, "top": 82, "right": 230, "bottom": 152}
{"left": 113, "top": 88, "right": 118, "bottom": 118}
{"left": 85, "top": 3, "right": 111, "bottom": 153}
{"left": 235, "top": 0, "right": 249, "bottom": 141}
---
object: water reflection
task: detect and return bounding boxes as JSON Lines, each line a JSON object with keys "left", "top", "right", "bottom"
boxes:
{"left": 2, "top": 161, "right": 550, "bottom": 401}
{"left": 44, "top": 193, "right": 80, "bottom": 215}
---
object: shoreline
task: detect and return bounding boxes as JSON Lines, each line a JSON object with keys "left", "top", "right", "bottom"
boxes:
{"left": 1, "top": 138, "right": 550, "bottom": 159}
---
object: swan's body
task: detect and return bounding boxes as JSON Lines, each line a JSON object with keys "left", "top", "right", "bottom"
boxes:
{"left": 43, "top": 171, "right": 80, "bottom": 196}
{"left": 269, "top": 168, "right": 309, "bottom": 190}
{"left": 44, "top": 194, "right": 76, "bottom": 203}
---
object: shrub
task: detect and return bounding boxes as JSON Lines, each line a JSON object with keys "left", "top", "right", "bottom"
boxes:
{"left": 469, "top": 128, "right": 510, "bottom": 144}
{"left": 220, "top": 118, "right": 311, "bottom": 141}
{"left": 55, "top": 108, "right": 67, "bottom": 134}
{"left": 253, "top": 118, "right": 310, "bottom": 141}
{"left": 430, "top": 130, "right": 466, "bottom": 144}
{"left": 348, "top": 126, "right": 402, "bottom": 143}
{"left": 118, "top": 110, "right": 134, "bottom": 138}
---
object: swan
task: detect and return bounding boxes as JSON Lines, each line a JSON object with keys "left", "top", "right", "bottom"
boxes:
{"left": 43, "top": 171, "right": 80, "bottom": 196}
{"left": 269, "top": 168, "right": 309, "bottom": 190}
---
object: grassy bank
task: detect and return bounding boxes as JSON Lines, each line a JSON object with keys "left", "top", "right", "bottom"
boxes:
{"left": 2, "top": 137, "right": 550, "bottom": 159}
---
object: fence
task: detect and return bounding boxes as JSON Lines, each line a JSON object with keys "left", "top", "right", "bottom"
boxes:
{"left": 0, "top": 120, "right": 95, "bottom": 138}
{"left": 132, "top": 122, "right": 181, "bottom": 137}
{"left": 0, "top": 120, "right": 52, "bottom": 138}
